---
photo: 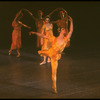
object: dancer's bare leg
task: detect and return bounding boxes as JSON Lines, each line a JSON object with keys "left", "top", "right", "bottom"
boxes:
{"left": 51, "top": 58, "right": 58, "bottom": 93}
{"left": 40, "top": 56, "right": 46, "bottom": 65}
{"left": 9, "top": 49, "right": 12, "bottom": 55}
{"left": 16, "top": 48, "right": 20, "bottom": 57}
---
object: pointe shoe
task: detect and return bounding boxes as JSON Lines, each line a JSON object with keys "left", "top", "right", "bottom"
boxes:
{"left": 16, "top": 53, "right": 20, "bottom": 57}
{"left": 40, "top": 61, "right": 46, "bottom": 65}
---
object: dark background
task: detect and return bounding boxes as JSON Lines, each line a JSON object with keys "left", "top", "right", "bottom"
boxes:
{"left": 0, "top": 1, "right": 100, "bottom": 54}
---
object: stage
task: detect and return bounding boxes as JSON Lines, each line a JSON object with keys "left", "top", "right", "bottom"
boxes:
{"left": 0, "top": 48, "right": 100, "bottom": 98}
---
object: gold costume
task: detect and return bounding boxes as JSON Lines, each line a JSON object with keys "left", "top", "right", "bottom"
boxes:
{"left": 38, "top": 36, "right": 70, "bottom": 92}
{"left": 41, "top": 24, "right": 53, "bottom": 50}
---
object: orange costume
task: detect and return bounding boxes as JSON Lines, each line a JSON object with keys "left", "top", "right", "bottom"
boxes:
{"left": 38, "top": 35, "right": 70, "bottom": 93}
{"left": 41, "top": 23, "right": 53, "bottom": 51}
{"left": 11, "top": 20, "right": 22, "bottom": 50}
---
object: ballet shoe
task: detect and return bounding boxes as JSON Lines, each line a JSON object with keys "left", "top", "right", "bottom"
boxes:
{"left": 40, "top": 61, "right": 46, "bottom": 65}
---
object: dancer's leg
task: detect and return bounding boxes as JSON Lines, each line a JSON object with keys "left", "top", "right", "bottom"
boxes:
{"left": 9, "top": 49, "right": 12, "bottom": 55}
{"left": 51, "top": 58, "right": 58, "bottom": 93}
{"left": 40, "top": 56, "right": 46, "bottom": 65}
{"left": 16, "top": 48, "right": 20, "bottom": 57}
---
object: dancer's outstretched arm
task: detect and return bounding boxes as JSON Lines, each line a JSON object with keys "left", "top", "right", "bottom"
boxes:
{"left": 18, "top": 21, "right": 31, "bottom": 29}
{"left": 29, "top": 31, "right": 49, "bottom": 39}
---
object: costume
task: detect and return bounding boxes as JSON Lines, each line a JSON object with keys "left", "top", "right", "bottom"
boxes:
{"left": 38, "top": 35, "right": 70, "bottom": 61}
{"left": 11, "top": 20, "right": 22, "bottom": 50}
{"left": 41, "top": 23, "right": 53, "bottom": 50}
{"left": 38, "top": 35, "right": 70, "bottom": 92}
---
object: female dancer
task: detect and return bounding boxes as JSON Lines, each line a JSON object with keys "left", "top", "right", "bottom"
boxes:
{"left": 29, "top": 16, "right": 73, "bottom": 93}
{"left": 30, "top": 16, "right": 54, "bottom": 65}
{"left": 9, "top": 10, "right": 31, "bottom": 57}
{"left": 49, "top": 8, "right": 68, "bottom": 33}
{"left": 40, "top": 16, "right": 54, "bottom": 65}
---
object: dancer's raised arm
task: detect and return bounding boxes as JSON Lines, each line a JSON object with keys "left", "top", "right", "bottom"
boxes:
{"left": 22, "top": 8, "right": 37, "bottom": 20}
{"left": 14, "top": 10, "right": 22, "bottom": 21}
{"left": 61, "top": 8, "right": 68, "bottom": 14}
{"left": 65, "top": 16, "right": 73, "bottom": 39}
{"left": 43, "top": 8, "right": 64, "bottom": 20}
{"left": 12, "top": 10, "right": 23, "bottom": 27}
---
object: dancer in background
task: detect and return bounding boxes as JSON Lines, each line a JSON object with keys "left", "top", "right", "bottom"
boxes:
{"left": 23, "top": 8, "right": 64, "bottom": 48}
{"left": 40, "top": 16, "right": 53, "bottom": 65}
{"left": 23, "top": 9, "right": 45, "bottom": 48}
{"left": 29, "top": 16, "right": 73, "bottom": 93}
{"left": 31, "top": 10, "right": 45, "bottom": 48}
{"left": 9, "top": 10, "right": 31, "bottom": 57}
{"left": 48, "top": 8, "right": 69, "bottom": 47}
{"left": 48, "top": 8, "right": 68, "bottom": 34}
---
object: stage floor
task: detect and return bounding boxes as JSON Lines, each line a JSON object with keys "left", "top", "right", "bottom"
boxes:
{"left": 0, "top": 49, "right": 100, "bottom": 98}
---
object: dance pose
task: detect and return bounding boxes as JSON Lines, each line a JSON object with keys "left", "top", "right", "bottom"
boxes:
{"left": 22, "top": 9, "right": 45, "bottom": 48}
{"left": 30, "top": 16, "right": 54, "bottom": 65}
{"left": 40, "top": 16, "right": 54, "bottom": 65}
{"left": 47, "top": 8, "right": 69, "bottom": 47}
{"left": 49, "top": 8, "right": 68, "bottom": 34}
{"left": 31, "top": 10, "right": 45, "bottom": 48}
{"left": 23, "top": 8, "right": 64, "bottom": 48}
{"left": 9, "top": 10, "right": 31, "bottom": 57}
{"left": 29, "top": 16, "right": 73, "bottom": 93}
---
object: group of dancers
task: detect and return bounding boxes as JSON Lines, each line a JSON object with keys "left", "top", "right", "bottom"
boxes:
{"left": 9, "top": 8, "right": 73, "bottom": 93}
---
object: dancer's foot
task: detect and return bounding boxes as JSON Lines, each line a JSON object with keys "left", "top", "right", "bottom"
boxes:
{"left": 9, "top": 50, "right": 11, "bottom": 56}
{"left": 40, "top": 61, "right": 46, "bottom": 65}
{"left": 52, "top": 86, "right": 57, "bottom": 93}
{"left": 16, "top": 53, "right": 20, "bottom": 57}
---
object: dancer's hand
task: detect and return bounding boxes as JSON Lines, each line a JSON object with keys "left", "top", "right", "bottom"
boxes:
{"left": 68, "top": 16, "right": 72, "bottom": 21}
{"left": 29, "top": 31, "right": 36, "bottom": 35}
{"left": 31, "top": 32, "right": 36, "bottom": 34}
